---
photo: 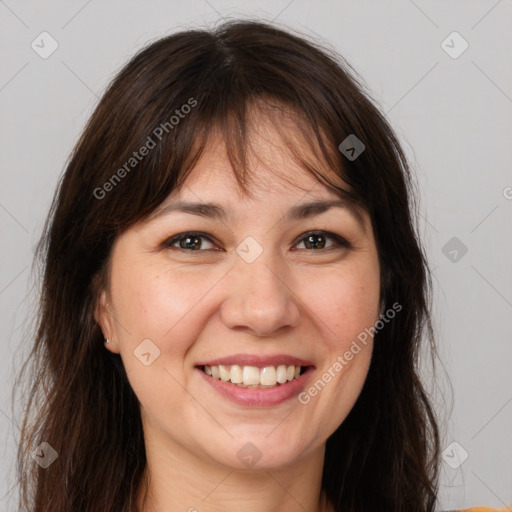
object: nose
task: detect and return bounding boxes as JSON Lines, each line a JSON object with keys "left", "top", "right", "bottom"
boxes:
{"left": 219, "top": 249, "right": 301, "bottom": 337}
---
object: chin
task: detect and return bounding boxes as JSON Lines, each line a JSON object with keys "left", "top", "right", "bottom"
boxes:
{"left": 211, "top": 431, "right": 313, "bottom": 471}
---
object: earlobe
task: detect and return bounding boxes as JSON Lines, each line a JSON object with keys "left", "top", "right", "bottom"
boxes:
{"left": 94, "top": 291, "right": 121, "bottom": 353}
{"left": 94, "top": 289, "right": 112, "bottom": 340}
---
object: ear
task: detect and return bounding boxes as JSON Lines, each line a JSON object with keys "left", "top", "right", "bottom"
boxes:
{"left": 94, "top": 289, "right": 119, "bottom": 353}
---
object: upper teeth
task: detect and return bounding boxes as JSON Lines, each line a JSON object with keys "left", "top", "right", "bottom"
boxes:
{"left": 203, "top": 364, "right": 302, "bottom": 387}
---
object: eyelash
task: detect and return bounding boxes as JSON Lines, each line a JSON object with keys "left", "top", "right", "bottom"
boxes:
{"left": 162, "top": 230, "right": 351, "bottom": 253}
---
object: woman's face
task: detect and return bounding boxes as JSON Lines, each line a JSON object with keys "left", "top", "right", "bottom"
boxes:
{"left": 97, "top": 118, "right": 381, "bottom": 471}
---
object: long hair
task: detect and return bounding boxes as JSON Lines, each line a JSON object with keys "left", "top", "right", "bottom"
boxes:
{"left": 14, "top": 20, "right": 440, "bottom": 512}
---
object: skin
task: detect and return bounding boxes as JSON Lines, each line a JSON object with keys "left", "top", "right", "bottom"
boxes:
{"left": 95, "top": 112, "right": 381, "bottom": 512}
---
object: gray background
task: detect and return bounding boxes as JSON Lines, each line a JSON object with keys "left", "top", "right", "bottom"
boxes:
{"left": 1, "top": 1, "right": 511, "bottom": 510}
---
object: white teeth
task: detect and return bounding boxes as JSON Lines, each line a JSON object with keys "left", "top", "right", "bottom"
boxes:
{"left": 276, "top": 365, "right": 288, "bottom": 384}
{"left": 219, "top": 364, "right": 230, "bottom": 382}
{"left": 230, "top": 364, "right": 243, "bottom": 383}
{"left": 243, "top": 366, "right": 260, "bottom": 385}
{"left": 260, "top": 366, "right": 277, "bottom": 386}
{"left": 202, "top": 363, "right": 305, "bottom": 387}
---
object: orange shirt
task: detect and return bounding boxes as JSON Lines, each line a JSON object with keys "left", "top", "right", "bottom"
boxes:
{"left": 449, "top": 508, "right": 511, "bottom": 511}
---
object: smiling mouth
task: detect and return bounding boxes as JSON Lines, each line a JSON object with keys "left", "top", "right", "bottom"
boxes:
{"left": 199, "top": 364, "right": 308, "bottom": 388}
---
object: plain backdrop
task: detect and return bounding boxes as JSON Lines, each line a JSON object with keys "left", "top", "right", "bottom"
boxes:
{"left": 1, "top": 1, "right": 511, "bottom": 510}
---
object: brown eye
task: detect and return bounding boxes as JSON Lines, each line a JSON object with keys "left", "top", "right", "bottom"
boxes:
{"left": 164, "top": 232, "right": 216, "bottom": 251}
{"left": 295, "top": 231, "right": 351, "bottom": 251}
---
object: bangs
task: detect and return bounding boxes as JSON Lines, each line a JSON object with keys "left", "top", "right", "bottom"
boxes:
{"left": 144, "top": 94, "right": 367, "bottom": 224}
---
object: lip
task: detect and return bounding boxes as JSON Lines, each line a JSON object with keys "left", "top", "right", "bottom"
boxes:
{"left": 196, "top": 365, "right": 315, "bottom": 407}
{"left": 196, "top": 353, "right": 314, "bottom": 368}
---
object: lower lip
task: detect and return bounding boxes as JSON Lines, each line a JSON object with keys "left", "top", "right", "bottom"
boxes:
{"left": 197, "top": 367, "right": 314, "bottom": 407}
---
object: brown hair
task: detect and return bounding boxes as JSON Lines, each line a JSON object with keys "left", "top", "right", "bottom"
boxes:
{"left": 14, "top": 19, "right": 440, "bottom": 512}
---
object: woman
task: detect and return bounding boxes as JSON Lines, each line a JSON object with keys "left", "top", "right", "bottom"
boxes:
{"left": 14, "top": 20, "right": 506, "bottom": 512}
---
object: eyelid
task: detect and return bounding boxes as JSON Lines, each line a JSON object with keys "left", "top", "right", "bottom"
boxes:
{"left": 292, "top": 230, "right": 351, "bottom": 250}
{"left": 162, "top": 231, "right": 218, "bottom": 250}
{"left": 162, "top": 230, "right": 351, "bottom": 252}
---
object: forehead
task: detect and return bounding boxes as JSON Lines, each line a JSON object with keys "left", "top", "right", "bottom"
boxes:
{"left": 146, "top": 108, "right": 368, "bottom": 232}
{"left": 178, "top": 103, "right": 347, "bottom": 202}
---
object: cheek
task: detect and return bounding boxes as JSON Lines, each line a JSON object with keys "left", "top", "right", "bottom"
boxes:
{"left": 301, "top": 262, "right": 381, "bottom": 346}
{"left": 112, "top": 262, "right": 193, "bottom": 337}
{"left": 111, "top": 261, "right": 226, "bottom": 370}
{"left": 111, "top": 265, "right": 207, "bottom": 410}
{"left": 290, "top": 262, "right": 380, "bottom": 441}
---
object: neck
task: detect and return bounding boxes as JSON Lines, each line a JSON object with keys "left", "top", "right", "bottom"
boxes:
{"left": 135, "top": 421, "right": 333, "bottom": 512}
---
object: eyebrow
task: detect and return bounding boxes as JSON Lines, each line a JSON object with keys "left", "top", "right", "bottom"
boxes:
{"left": 149, "top": 199, "right": 366, "bottom": 232}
